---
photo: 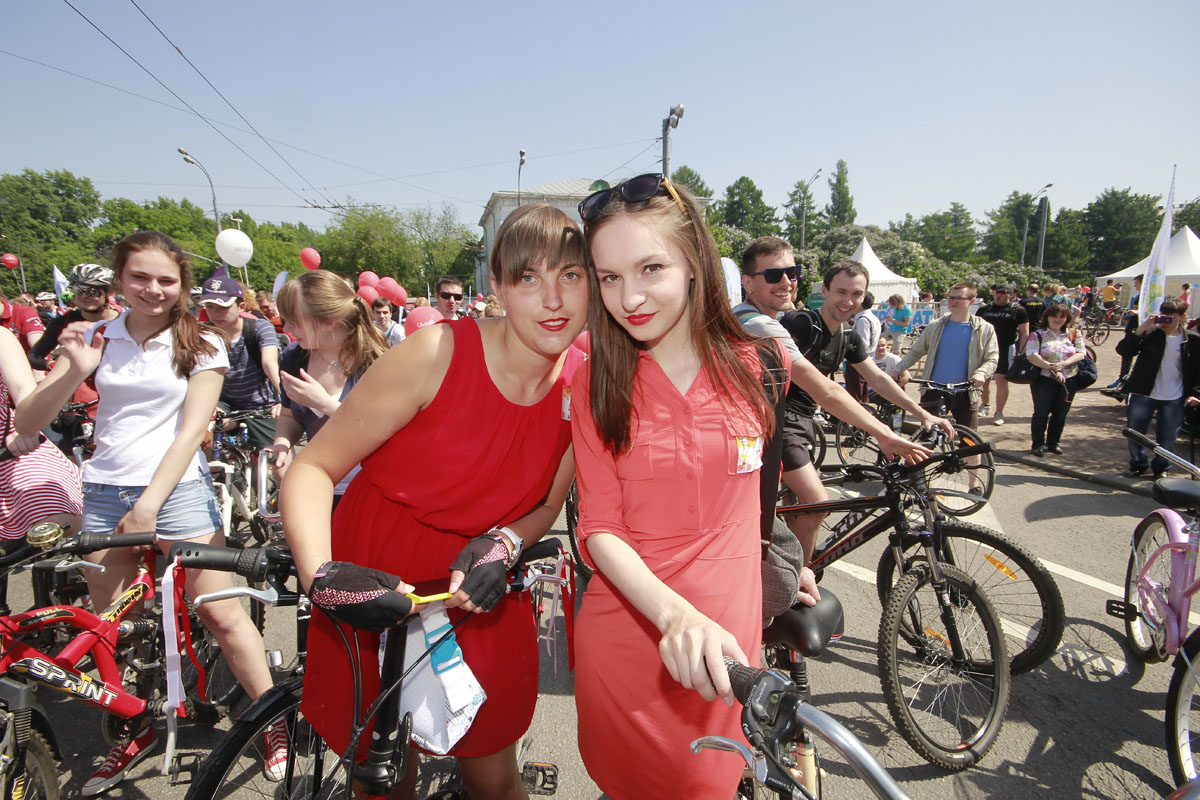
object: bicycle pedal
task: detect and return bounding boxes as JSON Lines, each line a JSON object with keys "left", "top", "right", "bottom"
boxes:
{"left": 1105, "top": 599, "right": 1137, "bottom": 621}
{"left": 168, "top": 751, "right": 201, "bottom": 785}
{"left": 521, "top": 761, "right": 558, "bottom": 795}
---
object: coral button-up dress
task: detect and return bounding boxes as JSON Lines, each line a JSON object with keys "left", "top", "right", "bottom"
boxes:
{"left": 570, "top": 347, "right": 775, "bottom": 800}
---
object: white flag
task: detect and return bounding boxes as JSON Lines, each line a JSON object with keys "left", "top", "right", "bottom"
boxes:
{"left": 52, "top": 265, "right": 69, "bottom": 308}
{"left": 1140, "top": 166, "right": 1177, "bottom": 324}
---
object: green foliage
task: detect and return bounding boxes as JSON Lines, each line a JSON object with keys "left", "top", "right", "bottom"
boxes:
{"left": 0, "top": 169, "right": 102, "bottom": 293}
{"left": 980, "top": 191, "right": 1041, "bottom": 264}
{"left": 710, "top": 223, "right": 754, "bottom": 263}
{"left": 670, "top": 165, "right": 712, "bottom": 199}
{"left": 1083, "top": 187, "right": 1161, "bottom": 275}
{"left": 889, "top": 202, "right": 979, "bottom": 264}
{"left": 782, "top": 178, "right": 825, "bottom": 252}
{"left": 824, "top": 160, "right": 856, "bottom": 227}
{"left": 1174, "top": 199, "right": 1200, "bottom": 237}
{"left": 319, "top": 202, "right": 422, "bottom": 284}
{"left": 1042, "top": 208, "right": 1091, "bottom": 283}
{"left": 708, "top": 177, "right": 780, "bottom": 238}
{"left": 398, "top": 205, "right": 481, "bottom": 290}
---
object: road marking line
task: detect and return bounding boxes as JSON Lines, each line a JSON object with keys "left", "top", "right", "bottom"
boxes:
{"left": 829, "top": 560, "right": 876, "bottom": 584}
{"left": 1041, "top": 557, "right": 1200, "bottom": 626}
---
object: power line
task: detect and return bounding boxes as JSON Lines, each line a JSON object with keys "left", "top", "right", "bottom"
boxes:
{"left": 127, "top": 0, "right": 340, "bottom": 209}
{"left": 60, "top": 0, "right": 326, "bottom": 212}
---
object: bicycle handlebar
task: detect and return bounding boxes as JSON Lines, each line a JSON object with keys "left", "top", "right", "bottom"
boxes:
{"left": 73, "top": 530, "right": 159, "bottom": 553}
{"left": 830, "top": 442, "right": 993, "bottom": 488}
{"left": 1122, "top": 427, "right": 1200, "bottom": 479}
{"left": 168, "top": 542, "right": 294, "bottom": 584}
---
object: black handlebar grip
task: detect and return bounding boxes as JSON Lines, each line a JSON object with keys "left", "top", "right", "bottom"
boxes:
{"left": 1123, "top": 427, "right": 1158, "bottom": 451}
{"left": 517, "top": 538, "right": 562, "bottom": 566}
{"left": 75, "top": 530, "right": 159, "bottom": 553}
{"left": 168, "top": 542, "right": 244, "bottom": 574}
{"left": 723, "top": 656, "right": 764, "bottom": 706}
{"left": 0, "top": 443, "right": 15, "bottom": 462}
{"left": 952, "top": 442, "right": 994, "bottom": 460}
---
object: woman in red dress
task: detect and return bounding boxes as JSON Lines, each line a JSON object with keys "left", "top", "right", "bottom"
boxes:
{"left": 570, "top": 175, "right": 808, "bottom": 799}
{"left": 281, "top": 203, "right": 586, "bottom": 799}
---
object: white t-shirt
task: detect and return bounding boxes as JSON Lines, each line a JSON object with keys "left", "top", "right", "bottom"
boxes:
{"left": 875, "top": 352, "right": 902, "bottom": 373}
{"left": 853, "top": 310, "right": 881, "bottom": 356}
{"left": 84, "top": 313, "right": 229, "bottom": 486}
{"left": 1151, "top": 332, "right": 1185, "bottom": 401}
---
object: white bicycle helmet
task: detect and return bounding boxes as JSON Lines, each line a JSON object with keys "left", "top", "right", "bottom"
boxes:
{"left": 68, "top": 263, "right": 115, "bottom": 288}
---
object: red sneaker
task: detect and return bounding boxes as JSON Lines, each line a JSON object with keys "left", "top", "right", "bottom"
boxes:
{"left": 262, "top": 717, "right": 289, "bottom": 781}
{"left": 82, "top": 726, "right": 157, "bottom": 796}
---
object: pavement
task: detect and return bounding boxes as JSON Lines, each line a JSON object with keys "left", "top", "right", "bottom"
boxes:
{"left": 897, "top": 330, "right": 1191, "bottom": 500}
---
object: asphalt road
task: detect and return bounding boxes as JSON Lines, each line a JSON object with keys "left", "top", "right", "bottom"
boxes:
{"left": 10, "top": 461, "right": 1180, "bottom": 799}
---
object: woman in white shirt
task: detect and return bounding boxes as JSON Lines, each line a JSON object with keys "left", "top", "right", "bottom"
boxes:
{"left": 17, "top": 231, "right": 280, "bottom": 795}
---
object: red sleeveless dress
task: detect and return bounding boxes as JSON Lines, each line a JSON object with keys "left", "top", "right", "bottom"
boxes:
{"left": 300, "top": 318, "right": 572, "bottom": 757}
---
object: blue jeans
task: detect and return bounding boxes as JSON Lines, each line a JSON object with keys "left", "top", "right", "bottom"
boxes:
{"left": 1127, "top": 394, "right": 1184, "bottom": 473}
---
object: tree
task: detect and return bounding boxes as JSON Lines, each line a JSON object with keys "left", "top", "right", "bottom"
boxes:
{"left": 670, "top": 165, "right": 712, "bottom": 199}
{"left": 319, "top": 202, "right": 421, "bottom": 284}
{"left": 824, "top": 160, "right": 856, "bottom": 227}
{"left": 709, "top": 223, "right": 753, "bottom": 264}
{"left": 399, "top": 204, "right": 481, "bottom": 291}
{"left": 981, "top": 191, "right": 1043, "bottom": 265}
{"left": 782, "top": 177, "right": 825, "bottom": 253}
{"left": 0, "top": 169, "right": 102, "bottom": 292}
{"left": 708, "top": 176, "right": 780, "bottom": 238}
{"left": 1042, "top": 208, "right": 1091, "bottom": 283}
{"left": 1174, "top": 199, "right": 1200, "bottom": 237}
{"left": 1083, "top": 188, "right": 1161, "bottom": 275}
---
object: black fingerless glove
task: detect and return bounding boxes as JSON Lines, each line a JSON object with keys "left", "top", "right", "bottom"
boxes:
{"left": 308, "top": 561, "right": 413, "bottom": 632}
{"left": 448, "top": 533, "right": 511, "bottom": 612}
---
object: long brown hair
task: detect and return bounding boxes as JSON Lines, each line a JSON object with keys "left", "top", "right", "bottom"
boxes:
{"left": 110, "top": 230, "right": 217, "bottom": 378}
{"left": 583, "top": 182, "right": 775, "bottom": 454}
{"left": 276, "top": 270, "right": 386, "bottom": 377}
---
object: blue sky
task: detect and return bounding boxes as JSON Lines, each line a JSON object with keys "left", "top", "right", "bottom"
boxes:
{"left": 5, "top": 1, "right": 1196, "bottom": 236}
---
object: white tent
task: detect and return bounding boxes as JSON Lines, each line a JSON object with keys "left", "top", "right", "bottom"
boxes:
{"left": 1098, "top": 227, "right": 1200, "bottom": 309}
{"left": 851, "top": 237, "right": 919, "bottom": 303}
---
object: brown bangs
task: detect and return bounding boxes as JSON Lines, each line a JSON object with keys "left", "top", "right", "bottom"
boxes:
{"left": 490, "top": 204, "right": 586, "bottom": 286}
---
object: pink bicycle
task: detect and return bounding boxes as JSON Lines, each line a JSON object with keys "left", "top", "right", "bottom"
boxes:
{"left": 1108, "top": 427, "right": 1200, "bottom": 786}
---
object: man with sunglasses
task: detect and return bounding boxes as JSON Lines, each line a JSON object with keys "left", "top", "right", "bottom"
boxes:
{"left": 975, "top": 283, "right": 1029, "bottom": 425}
{"left": 28, "top": 263, "right": 119, "bottom": 371}
{"left": 435, "top": 276, "right": 465, "bottom": 320}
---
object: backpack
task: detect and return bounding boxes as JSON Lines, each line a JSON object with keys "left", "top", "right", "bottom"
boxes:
{"left": 240, "top": 317, "right": 263, "bottom": 372}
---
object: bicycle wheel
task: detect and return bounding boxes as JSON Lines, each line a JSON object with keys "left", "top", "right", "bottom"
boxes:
{"left": 877, "top": 563, "right": 1010, "bottom": 769}
{"left": 833, "top": 418, "right": 882, "bottom": 466}
{"left": 184, "top": 678, "right": 345, "bottom": 800}
{"left": 1090, "top": 322, "right": 1111, "bottom": 346}
{"left": 917, "top": 425, "right": 995, "bottom": 516}
{"left": 1124, "top": 514, "right": 1171, "bottom": 663}
{"left": 1167, "top": 628, "right": 1200, "bottom": 787}
{"left": 564, "top": 482, "right": 592, "bottom": 581}
{"left": 11, "top": 730, "right": 60, "bottom": 800}
{"left": 875, "top": 520, "right": 1065, "bottom": 675}
{"left": 184, "top": 596, "right": 267, "bottom": 722}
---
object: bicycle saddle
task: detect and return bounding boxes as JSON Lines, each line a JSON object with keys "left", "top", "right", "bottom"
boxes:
{"left": 762, "top": 588, "right": 844, "bottom": 658}
{"left": 1153, "top": 478, "right": 1200, "bottom": 513}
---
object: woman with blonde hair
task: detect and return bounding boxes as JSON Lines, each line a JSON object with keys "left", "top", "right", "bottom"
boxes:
{"left": 269, "top": 270, "right": 387, "bottom": 506}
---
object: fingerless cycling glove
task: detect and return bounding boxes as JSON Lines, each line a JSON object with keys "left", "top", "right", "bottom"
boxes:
{"left": 308, "top": 561, "right": 413, "bottom": 632}
{"left": 448, "top": 533, "right": 510, "bottom": 612}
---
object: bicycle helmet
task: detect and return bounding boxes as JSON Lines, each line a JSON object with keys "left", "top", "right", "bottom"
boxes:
{"left": 68, "top": 263, "right": 115, "bottom": 288}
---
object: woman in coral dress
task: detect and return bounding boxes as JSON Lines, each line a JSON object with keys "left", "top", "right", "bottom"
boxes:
{"left": 281, "top": 204, "right": 587, "bottom": 800}
{"left": 570, "top": 174, "right": 794, "bottom": 800}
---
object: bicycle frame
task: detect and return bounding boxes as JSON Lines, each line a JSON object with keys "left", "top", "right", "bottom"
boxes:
{"left": 1133, "top": 509, "right": 1198, "bottom": 656}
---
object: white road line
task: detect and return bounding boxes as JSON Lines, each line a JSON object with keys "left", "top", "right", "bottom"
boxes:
{"left": 1040, "top": 558, "right": 1123, "bottom": 597}
{"left": 829, "top": 560, "right": 876, "bottom": 584}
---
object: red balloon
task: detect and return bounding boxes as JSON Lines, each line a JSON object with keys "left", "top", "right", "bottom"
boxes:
{"left": 377, "top": 276, "right": 399, "bottom": 296}
{"left": 1, "top": 253, "right": 18, "bottom": 270}
{"left": 476, "top": 293, "right": 484, "bottom": 302}
{"left": 358, "top": 270, "right": 379, "bottom": 288}
{"left": 299, "top": 247, "right": 321, "bottom": 270}
{"left": 392, "top": 285, "right": 408, "bottom": 307}
{"left": 403, "top": 306, "right": 444, "bottom": 336}
{"left": 357, "top": 285, "right": 380, "bottom": 305}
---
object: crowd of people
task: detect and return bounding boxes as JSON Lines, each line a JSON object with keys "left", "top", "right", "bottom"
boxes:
{"left": 0, "top": 175, "right": 1194, "bottom": 799}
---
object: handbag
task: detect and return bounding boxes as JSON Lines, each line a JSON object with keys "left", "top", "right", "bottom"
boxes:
{"left": 1073, "top": 331, "right": 1098, "bottom": 389}
{"left": 1006, "top": 350, "right": 1039, "bottom": 384}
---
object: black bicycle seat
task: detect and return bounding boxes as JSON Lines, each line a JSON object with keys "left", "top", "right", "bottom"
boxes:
{"left": 762, "top": 588, "right": 844, "bottom": 658}
{"left": 1153, "top": 478, "right": 1200, "bottom": 513}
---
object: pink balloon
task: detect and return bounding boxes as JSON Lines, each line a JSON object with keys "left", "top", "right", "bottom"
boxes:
{"left": 392, "top": 285, "right": 408, "bottom": 307}
{"left": 300, "top": 247, "right": 321, "bottom": 270}
{"left": 358, "top": 270, "right": 379, "bottom": 288}
{"left": 476, "top": 292, "right": 484, "bottom": 302}
{"left": 357, "top": 285, "right": 380, "bottom": 304}
{"left": 1, "top": 254, "right": 18, "bottom": 270}
{"left": 403, "top": 306, "right": 444, "bottom": 336}
{"left": 377, "top": 276, "right": 399, "bottom": 296}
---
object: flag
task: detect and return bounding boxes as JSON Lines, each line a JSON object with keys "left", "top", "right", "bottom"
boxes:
{"left": 52, "top": 265, "right": 69, "bottom": 308}
{"left": 1140, "top": 166, "right": 1177, "bottom": 324}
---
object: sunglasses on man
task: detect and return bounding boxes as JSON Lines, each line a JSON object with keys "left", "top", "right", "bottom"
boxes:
{"left": 440, "top": 292, "right": 463, "bottom": 302}
{"left": 578, "top": 173, "right": 688, "bottom": 224}
{"left": 747, "top": 267, "right": 798, "bottom": 284}
{"left": 72, "top": 285, "right": 106, "bottom": 298}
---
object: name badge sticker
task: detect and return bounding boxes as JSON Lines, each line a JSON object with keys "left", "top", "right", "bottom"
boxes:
{"left": 736, "top": 435, "right": 763, "bottom": 474}
{"left": 561, "top": 386, "right": 571, "bottom": 421}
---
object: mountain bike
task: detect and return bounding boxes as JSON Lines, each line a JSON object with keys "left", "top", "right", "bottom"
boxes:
{"left": 777, "top": 446, "right": 1011, "bottom": 769}
{"left": 180, "top": 538, "right": 568, "bottom": 800}
{"left": 694, "top": 655, "right": 913, "bottom": 799}
{"left": 209, "top": 409, "right": 282, "bottom": 549}
{"left": 1106, "top": 427, "right": 1200, "bottom": 786}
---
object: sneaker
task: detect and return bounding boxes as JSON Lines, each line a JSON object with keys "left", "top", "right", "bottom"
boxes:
{"left": 993, "top": 415, "right": 1005, "bottom": 426}
{"left": 82, "top": 726, "right": 157, "bottom": 796}
{"left": 1048, "top": 445, "right": 1064, "bottom": 455}
{"left": 979, "top": 404, "right": 991, "bottom": 417}
{"left": 1122, "top": 467, "right": 1147, "bottom": 479}
{"left": 1031, "top": 447, "right": 1045, "bottom": 457}
{"left": 263, "top": 718, "right": 289, "bottom": 781}
{"left": 1106, "top": 379, "right": 1123, "bottom": 389}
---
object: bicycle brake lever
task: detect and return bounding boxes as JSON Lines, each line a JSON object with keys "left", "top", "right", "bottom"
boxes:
{"left": 56, "top": 558, "right": 105, "bottom": 574}
{"left": 690, "top": 736, "right": 766, "bottom": 782}
{"left": 193, "top": 585, "right": 279, "bottom": 606}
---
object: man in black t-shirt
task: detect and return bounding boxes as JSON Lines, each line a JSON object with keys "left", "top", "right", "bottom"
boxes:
{"left": 28, "top": 264, "right": 121, "bottom": 371}
{"left": 1020, "top": 283, "right": 1046, "bottom": 328}
{"left": 975, "top": 283, "right": 1029, "bottom": 426}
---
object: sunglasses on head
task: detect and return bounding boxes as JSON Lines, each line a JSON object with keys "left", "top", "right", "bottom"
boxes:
{"left": 439, "top": 292, "right": 463, "bottom": 301}
{"left": 748, "top": 267, "right": 798, "bottom": 284}
{"left": 578, "top": 173, "right": 688, "bottom": 223}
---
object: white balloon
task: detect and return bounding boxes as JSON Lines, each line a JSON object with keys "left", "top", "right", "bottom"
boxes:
{"left": 214, "top": 228, "right": 254, "bottom": 269}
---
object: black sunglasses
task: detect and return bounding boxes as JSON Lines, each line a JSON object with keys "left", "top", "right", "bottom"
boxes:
{"left": 72, "top": 285, "right": 106, "bottom": 298}
{"left": 578, "top": 173, "right": 687, "bottom": 223}
{"left": 439, "top": 292, "right": 463, "bottom": 301}
{"left": 748, "top": 267, "right": 798, "bottom": 284}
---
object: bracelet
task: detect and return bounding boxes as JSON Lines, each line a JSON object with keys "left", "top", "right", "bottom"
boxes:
{"left": 489, "top": 526, "right": 523, "bottom": 566}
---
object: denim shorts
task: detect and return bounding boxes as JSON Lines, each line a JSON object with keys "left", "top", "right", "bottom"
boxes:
{"left": 82, "top": 475, "right": 223, "bottom": 541}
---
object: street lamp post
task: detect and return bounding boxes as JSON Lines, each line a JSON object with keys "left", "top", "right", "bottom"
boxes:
{"left": 1019, "top": 182, "right": 1052, "bottom": 267}
{"left": 799, "top": 168, "right": 822, "bottom": 253}
{"left": 517, "top": 149, "right": 526, "bottom": 207}
{"left": 660, "top": 104, "right": 685, "bottom": 178}
{"left": 178, "top": 147, "right": 221, "bottom": 234}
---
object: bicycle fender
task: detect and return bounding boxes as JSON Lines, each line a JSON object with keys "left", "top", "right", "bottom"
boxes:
{"left": 230, "top": 676, "right": 303, "bottom": 726}
{"left": 0, "top": 675, "right": 60, "bottom": 758}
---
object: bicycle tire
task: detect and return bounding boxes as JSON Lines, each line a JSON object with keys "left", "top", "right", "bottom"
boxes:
{"left": 564, "top": 482, "right": 592, "bottom": 580}
{"left": 917, "top": 425, "right": 994, "bottom": 516}
{"left": 10, "top": 729, "right": 60, "bottom": 800}
{"left": 877, "top": 563, "right": 1010, "bottom": 770}
{"left": 1124, "top": 514, "right": 1171, "bottom": 663}
{"left": 875, "top": 520, "right": 1065, "bottom": 675}
{"left": 833, "top": 417, "right": 882, "bottom": 467}
{"left": 1090, "top": 322, "right": 1111, "bottom": 346}
{"left": 1167, "top": 628, "right": 1200, "bottom": 787}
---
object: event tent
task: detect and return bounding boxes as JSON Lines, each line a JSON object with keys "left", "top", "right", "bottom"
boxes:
{"left": 1099, "top": 226, "right": 1200, "bottom": 286}
{"left": 851, "top": 237, "right": 919, "bottom": 303}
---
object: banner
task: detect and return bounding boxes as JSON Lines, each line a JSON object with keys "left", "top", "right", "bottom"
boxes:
{"left": 52, "top": 265, "right": 69, "bottom": 307}
{"left": 1140, "top": 166, "right": 1177, "bottom": 324}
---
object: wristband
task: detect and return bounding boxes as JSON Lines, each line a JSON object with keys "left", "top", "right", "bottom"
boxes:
{"left": 490, "top": 526, "right": 523, "bottom": 566}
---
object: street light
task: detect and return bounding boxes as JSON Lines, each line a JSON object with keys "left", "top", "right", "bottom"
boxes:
{"left": 660, "top": 104, "right": 685, "bottom": 177}
{"left": 1019, "top": 182, "right": 1053, "bottom": 267}
{"left": 517, "top": 149, "right": 526, "bottom": 207}
{"left": 800, "top": 168, "right": 822, "bottom": 252}
{"left": 178, "top": 147, "right": 221, "bottom": 234}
